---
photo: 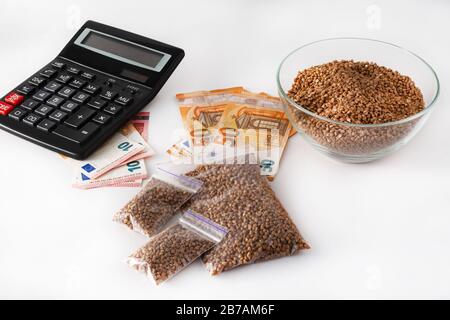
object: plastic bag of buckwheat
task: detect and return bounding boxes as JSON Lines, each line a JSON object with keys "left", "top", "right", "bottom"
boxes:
{"left": 113, "top": 165, "right": 203, "bottom": 237}
{"left": 181, "top": 160, "right": 310, "bottom": 275}
{"left": 127, "top": 209, "right": 227, "bottom": 285}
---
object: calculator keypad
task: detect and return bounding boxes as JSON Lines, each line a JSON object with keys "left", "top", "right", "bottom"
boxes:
{"left": 1, "top": 58, "right": 148, "bottom": 153}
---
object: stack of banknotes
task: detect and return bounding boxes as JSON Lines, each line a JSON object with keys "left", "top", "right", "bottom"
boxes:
{"left": 167, "top": 87, "right": 296, "bottom": 179}
{"left": 61, "top": 112, "right": 154, "bottom": 189}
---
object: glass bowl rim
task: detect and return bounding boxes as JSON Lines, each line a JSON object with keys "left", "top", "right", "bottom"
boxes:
{"left": 276, "top": 37, "right": 440, "bottom": 128}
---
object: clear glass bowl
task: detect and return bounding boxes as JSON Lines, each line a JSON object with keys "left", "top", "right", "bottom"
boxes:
{"left": 277, "top": 38, "right": 440, "bottom": 163}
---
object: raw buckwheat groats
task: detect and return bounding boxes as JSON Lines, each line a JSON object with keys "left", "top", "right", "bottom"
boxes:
{"left": 288, "top": 60, "right": 424, "bottom": 124}
{"left": 183, "top": 163, "right": 309, "bottom": 275}
{"left": 114, "top": 167, "right": 203, "bottom": 237}
{"left": 287, "top": 60, "right": 425, "bottom": 154}
{"left": 127, "top": 210, "right": 227, "bottom": 284}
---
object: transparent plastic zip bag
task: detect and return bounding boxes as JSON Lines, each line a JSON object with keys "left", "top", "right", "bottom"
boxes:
{"left": 182, "top": 162, "right": 310, "bottom": 275}
{"left": 113, "top": 166, "right": 203, "bottom": 237}
{"left": 127, "top": 210, "right": 228, "bottom": 285}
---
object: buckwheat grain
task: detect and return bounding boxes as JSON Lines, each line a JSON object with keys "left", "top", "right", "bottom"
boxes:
{"left": 287, "top": 60, "right": 425, "bottom": 155}
{"left": 114, "top": 178, "right": 195, "bottom": 237}
{"left": 128, "top": 224, "right": 215, "bottom": 284}
{"left": 183, "top": 163, "right": 309, "bottom": 275}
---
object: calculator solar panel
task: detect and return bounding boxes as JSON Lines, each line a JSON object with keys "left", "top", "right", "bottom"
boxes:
{"left": 0, "top": 21, "right": 184, "bottom": 159}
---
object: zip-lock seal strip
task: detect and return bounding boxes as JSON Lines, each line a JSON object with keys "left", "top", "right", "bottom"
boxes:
{"left": 180, "top": 210, "right": 228, "bottom": 243}
{"left": 152, "top": 167, "right": 203, "bottom": 193}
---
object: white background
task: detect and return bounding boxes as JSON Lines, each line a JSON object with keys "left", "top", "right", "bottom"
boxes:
{"left": 0, "top": 0, "right": 449, "bottom": 299}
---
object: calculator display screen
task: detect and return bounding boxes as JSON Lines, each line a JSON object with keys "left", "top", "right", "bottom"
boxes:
{"left": 75, "top": 29, "right": 171, "bottom": 73}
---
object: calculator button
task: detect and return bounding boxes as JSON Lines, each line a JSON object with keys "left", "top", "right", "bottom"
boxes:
{"left": 5, "top": 92, "right": 25, "bottom": 106}
{"left": 114, "top": 95, "right": 133, "bottom": 106}
{"left": 49, "top": 110, "right": 68, "bottom": 123}
{"left": 87, "top": 98, "right": 107, "bottom": 110}
{"left": 81, "top": 72, "right": 95, "bottom": 80}
{"left": 16, "top": 83, "right": 35, "bottom": 95}
{"left": 46, "top": 95, "right": 65, "bottom": 108}
{"left": 72, "top": 92, "right": 90, "bottom": 104}
{"left": 64, "top": 106, "right": 96, "bottom": 128}
{"left": 40, "top": 68, "right": 57, "bottom": 78}
{"left": 37, "top": 119, "right": 56, "bottom": 133}
{"left": 53, "top": 125, "right": 88, "bottom": 144}
{"left": 60, "top": 101, "right": 79, "bottom": 113}
{"left": 80, "top": 122, "right": 100, "bottom": 138}
{"left": 8, "top": 108, "right": 27, "bottom": 121}
{"left": 0, "top": 101, "right": 14, "bottom": 116}
{"left": 103, "top": 104, "right": 122, "bottom": 115}
{"left": 52, "top": 61, "right": 65, "bottom": 69}
{"left": 67, "top": 67, "right": 81, "bottom": 75}
{"left": 28, "top": 76, "right": 46, "bottom": 86}
{"left": 44, "top": 81, "right": 62, "bottom": 93}
{"left": 100, "top": 90, "right": 118, "bottom": 101}
{"left": 83, "top": 84, "right": 100, "bottom": 94}
{"left": 21, "top": 99, "right": 40, "bottom": 111}
{"left": 55, "top": 74, "right": 73, "bottom": 84}
{"left": 92, "top": 113, "right": 111, "bottom": 125}
{"left": 58, "top": 86, "right": 76, "bottom": 98}
{"left": 23, "top": 113, "right": 42, "bottom": 126}
{"left": 35, "top": 105, "right": 54, "bottom": 117}
{"left": 69, "top": 79, "right": 86, "bottom": 89}
{"left": 33, "top": 90, "right": 52, "bottom": 102}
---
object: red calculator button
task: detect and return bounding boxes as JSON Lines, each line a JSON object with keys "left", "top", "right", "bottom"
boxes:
{"left": 5, "top": 92, "right": 25, "bottom": 106}
{"left": 0, "top": 101, "right": 15, "bottom": 116}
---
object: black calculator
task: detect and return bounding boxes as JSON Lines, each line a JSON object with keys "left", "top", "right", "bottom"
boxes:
{"left": 0, "top": 21, "right": 184, "bottom": 159}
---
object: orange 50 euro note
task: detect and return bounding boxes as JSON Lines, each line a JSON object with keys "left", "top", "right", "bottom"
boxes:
{"left": 214, "top": 102, "right": 292, "bottom": 176}
{"left": 174, "top": 88, "right": 293, "bottom": 177}
{"left": 176, "top": 87, "right": 265, "bottom": 146}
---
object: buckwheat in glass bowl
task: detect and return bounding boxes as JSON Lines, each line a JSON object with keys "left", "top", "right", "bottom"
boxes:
{"left": 277, "top": 38, "right": 440, "bottom": 163}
